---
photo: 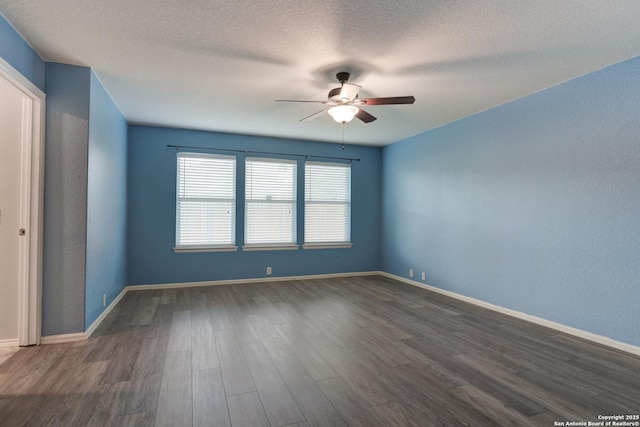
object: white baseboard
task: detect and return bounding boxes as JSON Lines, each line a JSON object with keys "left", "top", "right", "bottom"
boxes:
{"left": 0, "top": 338, "right": 19, "bottom": 348}
{"left": 40, "top": 333, "right": 86, "bottom": 345}
{"left": 126, "top": 271, "right": 379, "bottom": 291}
{"left": 379, "top": 272, "right": 640, "bottom": 356}
{"left": 85, "top": 287, "right": 128, "bottom": 338}
{"left": 41, "top": 287, "right": 127, "bottom": 345}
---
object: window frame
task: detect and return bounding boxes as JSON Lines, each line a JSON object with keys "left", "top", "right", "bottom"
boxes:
{"left": 303, "top": 161, "right": 352, "bottom": 250}
{"left": 243, "top": 157, "right": 299, "bottom": 251}
{"left": 173, "top": 152, "right": 238, "bottom": 253}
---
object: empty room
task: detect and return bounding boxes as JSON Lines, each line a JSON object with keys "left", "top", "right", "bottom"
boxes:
{"left": 0, "top": 1, "right": 639, "bottom": 426}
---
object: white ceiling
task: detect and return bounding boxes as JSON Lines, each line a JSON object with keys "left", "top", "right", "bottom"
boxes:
{"left": 2, "top": 1, "right": 640, "bottom": 146}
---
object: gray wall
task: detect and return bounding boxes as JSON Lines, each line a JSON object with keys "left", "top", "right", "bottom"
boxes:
{"left": 42, "top": 63, "right": 90, "bottom": 335}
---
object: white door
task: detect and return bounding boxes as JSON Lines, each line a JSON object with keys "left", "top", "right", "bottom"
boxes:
{"left": 0, "top": 72, "right": 26, "bottom": 343}
{"left": 0, "top": 58, "right": 45, "bottom": 347}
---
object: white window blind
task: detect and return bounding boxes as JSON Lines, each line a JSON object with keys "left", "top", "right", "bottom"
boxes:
{"left": 245, "top": 157, "right": 297, "bottom": 246}
{"left": 304, "top": 161, "right": 351, "bottom": 244}
{"left": 176, "top": 152, "right": 236, "bottom": 248}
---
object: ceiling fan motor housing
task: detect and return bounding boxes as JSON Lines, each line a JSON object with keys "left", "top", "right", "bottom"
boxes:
{"left": 330, "top": 72, "right": 352, "bottom": 102}
{"left": 328, "top": 87, "right": 343, "bottom": 103}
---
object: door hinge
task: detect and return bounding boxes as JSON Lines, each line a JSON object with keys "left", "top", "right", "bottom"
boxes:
{"left": 19, "top": 228, "right": 26, "bottom": 236}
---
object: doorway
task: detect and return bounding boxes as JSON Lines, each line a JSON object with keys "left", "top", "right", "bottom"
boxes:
{"left": 0, "top": 58, "right": 45, "bottom": 347}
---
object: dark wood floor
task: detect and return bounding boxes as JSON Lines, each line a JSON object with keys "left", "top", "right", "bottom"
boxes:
{"left": 0, "top": 275, "right": 638, "bottom": 426}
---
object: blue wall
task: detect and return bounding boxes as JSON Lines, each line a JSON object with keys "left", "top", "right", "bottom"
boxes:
{"left": 127, "top": 126, "right": 382, "bottom": 285}
{"left": 0, "top": 14, "right": 45, "bottom": 90}
{"left": 85, "top": 72, "right": 127, "bottom": 328}
{"left": 43, "top": 63, "right": 91, "bottom": 335}
{"left": 382, "top": 56, "right": 640, "bottom": 346}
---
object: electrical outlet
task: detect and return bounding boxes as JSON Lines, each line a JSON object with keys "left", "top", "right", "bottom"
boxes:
{"left": 421, "top": 272, "right": 426, "bottom": 281}
{"left": 409, "top": 269, "right": 413, "bottom": 277}
{"left": 102, "top": 294, "right": 106, "bottom": 307}
{"left": 266, "top": 266, "right": 272, "bottom": 275}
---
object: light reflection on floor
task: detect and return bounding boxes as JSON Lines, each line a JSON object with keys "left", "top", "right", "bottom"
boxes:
{"left": 0, "top": 345, "right": 20, "bottom": 367}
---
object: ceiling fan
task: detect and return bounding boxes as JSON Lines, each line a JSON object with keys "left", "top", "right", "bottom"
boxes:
{"left": 276, "top": 72, "right": 415, "bottom": 124}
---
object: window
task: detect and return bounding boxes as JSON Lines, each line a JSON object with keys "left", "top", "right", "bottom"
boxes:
{"left": 175, "top": 152, "right": 236, "bottom": 252}
{"left": 304, "top": 161, "right": 351, "bottom": 248}
{"left": 244, "top": 157, "right": 297, "bottom": 249}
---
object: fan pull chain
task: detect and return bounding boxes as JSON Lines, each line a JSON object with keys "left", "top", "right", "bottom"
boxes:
{"left": 341, "top": 123, "right": 345, "bottom": 150}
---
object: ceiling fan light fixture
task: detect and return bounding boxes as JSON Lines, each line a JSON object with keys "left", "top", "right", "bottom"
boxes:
{"left": 328, "top": 105, "right": 359, "bottom": 123}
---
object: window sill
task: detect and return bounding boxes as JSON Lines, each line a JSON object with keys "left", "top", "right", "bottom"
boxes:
{"left": 173, "top": 245, "right": 238, "bottom": 253}
{"left": 302, "top": 242, "right": 352, "bottom": 250}
{"left": 242, "top": 244, "right": 299, "bottom": 252}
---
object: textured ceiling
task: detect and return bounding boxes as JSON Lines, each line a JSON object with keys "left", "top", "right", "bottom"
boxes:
{"left": 2, "top": 1, "right": 640, "bottom": 146}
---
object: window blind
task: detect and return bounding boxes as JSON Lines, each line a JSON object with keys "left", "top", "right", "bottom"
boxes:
{"left": 304, "top": 161, "right": 351, "bottom": 244}
{"left": 245, "top": 157, "right": 297, "bottom": 245}
{"left": 176, "top": 152, "right": 236, "bottom": 247}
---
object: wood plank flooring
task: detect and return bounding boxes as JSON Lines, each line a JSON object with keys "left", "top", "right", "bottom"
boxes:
{"left": 0, "top": 347, "right": 20, "bottom": 368}
{"left": 0, "top": 275, "right": 638, "bottom": 426}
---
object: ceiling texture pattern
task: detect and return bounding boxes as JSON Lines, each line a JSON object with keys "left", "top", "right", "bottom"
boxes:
{"left": 2, "top": 0, "right": 640, "bottom": 146}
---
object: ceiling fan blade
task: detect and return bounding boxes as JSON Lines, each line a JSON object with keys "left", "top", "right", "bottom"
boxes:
{"left": 361, "top": 96, "right": 415, "bottom": 105}
{"left": 275, "top": 100, "right": 326, "bottom": 103}
{"left": 299, "top": 107, "right": 328, "bottom": 122}
{"left": 356, "top": 108, "right": 377, "bottom": 123}
{"left": 339, "top": 83, "right": 361, "bottom": 102}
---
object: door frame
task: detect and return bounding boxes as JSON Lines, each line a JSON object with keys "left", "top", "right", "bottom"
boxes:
{"left": 0, "top": 57, "right": 45, "bottom": 346}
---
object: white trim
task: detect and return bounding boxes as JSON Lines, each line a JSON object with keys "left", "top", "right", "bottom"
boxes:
{"left": 40, "top": 333, "right": 87, "bottom": 345}
{"left": 242, "top": 244, "right": 299, "bottom": 252}
{"left": 85, "top": 287, "right": 128, "bottom": 338}
{"left": 379, "top": 272, "right": 640, "bottom": 357}
{"left": 0, "top": 338, "right": 19, "bottom": 348}
{"left": 173, "top": 245, "right": 238, "bottom": 253}
{"left": 0, "top": 57, "right": 45, "bottom": 99}
{"left": 126, "top": 271, "right": 379, "bottom": 291}
{"left": 16, "top": 92, "right": 33, "bottom": 346}
{"left": 303, "top": 242, "right": 352, "bottom": 250}
{"left": 0, "top": 56, "right": 46, "bottom": 347}
{"left": 39, "top": 287, "right": 127, "bottom": 344}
